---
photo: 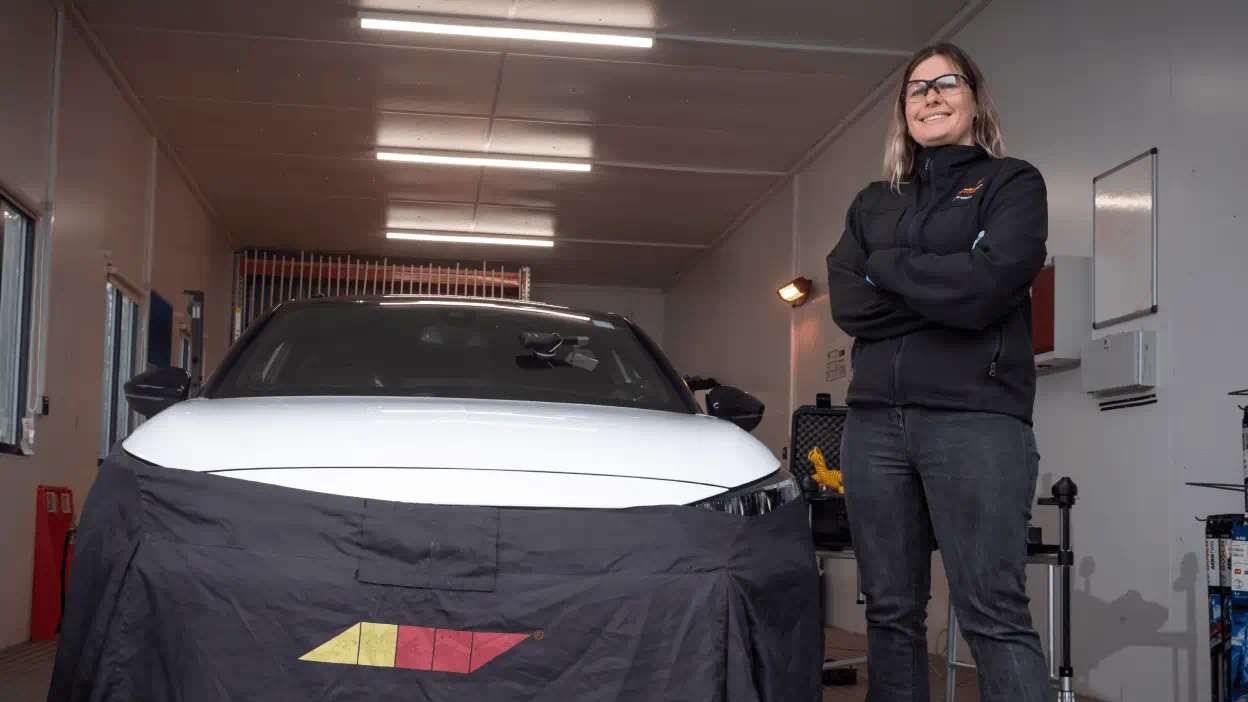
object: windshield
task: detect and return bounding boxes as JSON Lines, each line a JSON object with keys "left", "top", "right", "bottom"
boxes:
{"left": 208, "top": 300, "right": 692, "bottom": 414}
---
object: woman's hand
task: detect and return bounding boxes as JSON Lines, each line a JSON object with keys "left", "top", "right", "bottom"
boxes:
{"left": 826, "top": 191, "right": 930, "bottom": 340}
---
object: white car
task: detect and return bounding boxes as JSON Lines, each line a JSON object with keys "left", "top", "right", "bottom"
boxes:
{"left": 122, "top": 296, "right": 798, "bottom": 513}
{"left": 53, "top": 296, "right": 820, "bottom": 700}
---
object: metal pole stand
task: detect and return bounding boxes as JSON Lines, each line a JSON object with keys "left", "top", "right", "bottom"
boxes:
{"left": 1038, "top": 477, "right": 1078, "bottom": 702}
{"left": 945, "top": 476, "right": 1079, "bottom": 701}
{"left": 816, "top": 549, "right": 865, "bottom": 686}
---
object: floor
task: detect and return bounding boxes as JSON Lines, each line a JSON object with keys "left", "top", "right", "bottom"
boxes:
{"left": 0, "top": 640, "right": 55, "bottom": 702}
{"left": 3, "top": 630, "right": 1077, "bottom": 701}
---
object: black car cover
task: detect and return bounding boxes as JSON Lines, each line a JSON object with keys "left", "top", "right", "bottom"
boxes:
{"left": 49, "top": 450, "right": 822, "bottom": 701}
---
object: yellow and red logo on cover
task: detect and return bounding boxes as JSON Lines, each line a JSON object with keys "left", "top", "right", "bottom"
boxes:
{"left": 300, "top": 622, "right": 535, "bottom": 674}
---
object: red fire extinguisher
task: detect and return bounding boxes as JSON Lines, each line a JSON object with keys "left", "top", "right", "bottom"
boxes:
{"left": 31, "top": 485, "right": 75, "bottom": 641}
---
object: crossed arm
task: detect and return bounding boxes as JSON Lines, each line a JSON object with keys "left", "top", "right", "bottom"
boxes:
{"left": 827, "top": 165, "right": 1048, "bottom": 337}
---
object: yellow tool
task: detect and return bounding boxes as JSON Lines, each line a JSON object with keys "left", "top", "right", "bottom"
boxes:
{"left": 807, "top": 446, "right": 844, "bottom": 494}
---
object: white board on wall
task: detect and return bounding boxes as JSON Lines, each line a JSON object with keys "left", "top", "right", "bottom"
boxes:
{"left": 1093, "top": 148, "right": 1158, "bottom": 328}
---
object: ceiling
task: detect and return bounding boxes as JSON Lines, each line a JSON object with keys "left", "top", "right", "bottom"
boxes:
{"left": 77, "top": 0, "right": 969, "bottom": 287}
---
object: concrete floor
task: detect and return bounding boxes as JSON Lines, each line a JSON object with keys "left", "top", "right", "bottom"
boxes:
{"left": 4, "top": 629, "right": 1080, "bottom": 701}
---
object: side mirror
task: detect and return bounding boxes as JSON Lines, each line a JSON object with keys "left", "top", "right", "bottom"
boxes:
{"left": 706, "top": 386, "right": 765, "bottom": 433}
{"left": 125, "top": 367, "right": 191, "bottom": 418}
{"left": 683, "top": 375, "right": 720, "bottom": 393}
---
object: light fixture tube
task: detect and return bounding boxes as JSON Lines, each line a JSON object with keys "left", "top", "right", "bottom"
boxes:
{"left": 376, "top": 150, "right": 591, "bottom": 173}
{"left": 359, "top": 12, "right": 655, "bottom": 49}
{"left": 386, "top": 231, "right": 555, "bottom": 248}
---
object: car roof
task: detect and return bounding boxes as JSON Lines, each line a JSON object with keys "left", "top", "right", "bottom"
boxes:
{"left": 272, "top": 295, "right": 631, "bottom": 327}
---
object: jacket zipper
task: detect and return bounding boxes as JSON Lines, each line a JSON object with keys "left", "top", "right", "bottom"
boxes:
{"left": 892, "top": 155, "right": 931, "bottom": 402}
{"left": 988, "top": 326, "right": 1004, "bottom": 379}
{"left": 905, "top": 156, "right": 932, "bottom": 248}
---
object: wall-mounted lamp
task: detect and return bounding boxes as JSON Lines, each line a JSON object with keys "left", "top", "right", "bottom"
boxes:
{"left": 777, "top": 277, "right": 812, "bottom": 306}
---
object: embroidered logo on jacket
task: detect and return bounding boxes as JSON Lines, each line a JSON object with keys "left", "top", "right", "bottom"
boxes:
{"left": 300, "top": 622, "right": 537, "bottom": 673}
{"left": 953, "top": 178, "right": 986, "bottom": 202}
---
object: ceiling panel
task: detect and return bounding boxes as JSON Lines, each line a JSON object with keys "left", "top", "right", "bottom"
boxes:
{"left": 210, "top": 180, "right": 749, "bottom": 246}
{"left": 78, "top": 0, "right": 912, "bottom": 74}
{"left": 473, "top": 205, "right": 560, "bottom": 236}
{"left": 494, "top": 53, "right": 861, "bottom": 132}
{"left": 78, "top": 0, "right": 971, "bottom": 287}
{"left": 207, "top": 194, "right": 483, "bottom": 239}
{"left": 511, "top": 42, "right": 901, "bottom": 77}
{"left": 78, "top": 0, "right": 964, "bottom": 56}
{"left": 517, "top": 204, "right": 738, "bottom": 245}
{"left": 78, "top": 0, "right": 519, "bottom": 43}
{"left": 487, "top": 119, "right": 807, "bottom": 172}
{"left": 95, "top": 27, "right": 502, "bottom": 113}
{"left": 181, "top": 151, "right": 482, "bottom": 202}
{"left": 147, "top": 99, "right": 809, "bottom": 174}
{"left": 645, "top": 0, "right": 966, "bottom": 48}
{"left": 149, "top": 99, "right": 493, "bottom": 155}
{"left": 478, "top": 166, "right": 775, "bottom": 236}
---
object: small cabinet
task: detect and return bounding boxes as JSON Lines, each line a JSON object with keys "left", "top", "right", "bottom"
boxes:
{"left": 1031, "top": 255, "right": 1092, "bottom": 375}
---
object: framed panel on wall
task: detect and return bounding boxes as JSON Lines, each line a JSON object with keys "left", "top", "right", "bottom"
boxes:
{"left": 1092, "top": 148, "right": 1158, "bottom": 329}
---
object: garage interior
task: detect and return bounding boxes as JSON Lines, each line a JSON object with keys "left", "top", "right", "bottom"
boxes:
{"left": 1, "top": 0, "right": 1246, "bottom": 700}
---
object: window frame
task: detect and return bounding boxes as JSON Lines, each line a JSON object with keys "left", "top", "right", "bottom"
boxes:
{"left": 178, "top": 332, "right": 192, "bottom": 371}
{"left": 0, "top": 197, "right": 37, "bottom": 453}
{"left": 99, "top": 279, "right": 143, "bottom": 459}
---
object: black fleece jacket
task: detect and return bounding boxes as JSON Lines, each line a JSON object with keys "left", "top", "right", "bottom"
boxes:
{"left": 826, "top": 144, "right": 1048, "bottom": 422}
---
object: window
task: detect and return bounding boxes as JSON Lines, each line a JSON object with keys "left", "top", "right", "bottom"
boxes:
{"left": 0, "top": 199, "right": 35, "bottom": 451}
{"left": 100, "top": 282, "right": 141, "bottom": 458}
{"left": 179, "top": 333, "right": 192, "bottom": 371}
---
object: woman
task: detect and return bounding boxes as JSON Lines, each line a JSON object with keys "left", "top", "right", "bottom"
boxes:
{"left": 826, "top": 43, "right": 1050, "bottom": 701}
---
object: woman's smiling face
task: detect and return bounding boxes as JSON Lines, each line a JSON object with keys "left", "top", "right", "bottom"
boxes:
{"left": 904, "top": 54, "right": 977, "bottom": 148}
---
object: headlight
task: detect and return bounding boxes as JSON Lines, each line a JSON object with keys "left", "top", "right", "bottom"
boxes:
{"left": 692, "top": 469, "right": 802, "bottom": 516}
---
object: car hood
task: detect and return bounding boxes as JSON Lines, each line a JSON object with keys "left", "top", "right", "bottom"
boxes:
{"left": 122, "top": 396, "right": 779, "bottom": 492}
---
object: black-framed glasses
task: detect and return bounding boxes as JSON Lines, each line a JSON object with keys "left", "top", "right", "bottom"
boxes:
{"left": 903, "top": 73, "right": 974, "bottom": 102}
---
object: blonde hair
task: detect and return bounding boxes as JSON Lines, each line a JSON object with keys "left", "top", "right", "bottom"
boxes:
{"left": 884, "top": 43, "right": 1005, "bottom": 192}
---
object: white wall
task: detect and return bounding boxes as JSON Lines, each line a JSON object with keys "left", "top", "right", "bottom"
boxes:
{"left": 531, "top": 283, "right": 666, "bottom": 347}
{"left": 664, "top": 183, "right": 794, "bottom": 458}
{"left": 0, "top": 2, "right": 235, "bottom": 648}
{"left": 671, "top": 1, "right": 1248, "bottom": 699}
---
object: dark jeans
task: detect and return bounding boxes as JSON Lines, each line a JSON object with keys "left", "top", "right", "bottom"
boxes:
{"left": 840, "top": 407, "right": 1050, "bottom": 702}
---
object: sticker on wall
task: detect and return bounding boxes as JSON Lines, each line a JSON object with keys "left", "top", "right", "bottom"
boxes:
{"left": 825, "top": 347, "right": 848, "bottom": 382}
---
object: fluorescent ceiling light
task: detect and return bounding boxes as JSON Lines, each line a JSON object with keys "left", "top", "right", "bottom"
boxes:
{"left": 387, "top": 231, "right": 555, "bottom": 248}
{"left": 376, "top": 150, "right": 591, "bottom": 173}
{"left": 359, "top": 12, "right": 654, "bottom": 49}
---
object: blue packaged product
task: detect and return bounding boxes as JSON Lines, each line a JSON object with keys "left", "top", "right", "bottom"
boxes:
{"left": 1211, "top": 518, "right": 1225, "bottom": 702}
{"left": 1230, "top": 519, "right": 1248, "bottom": 701}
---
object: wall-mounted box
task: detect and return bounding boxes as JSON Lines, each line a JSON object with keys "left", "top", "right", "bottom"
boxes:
{"left": 1081, "top": 329, "right": 1157, "bottom": 396}
{"left": 1031, "top": 255, "right": 1092, "bottom": 375}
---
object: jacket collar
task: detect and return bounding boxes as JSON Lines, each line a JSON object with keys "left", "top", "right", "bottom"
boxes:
{"left": 914, "top": 144, "right": 987, "bottom": 182}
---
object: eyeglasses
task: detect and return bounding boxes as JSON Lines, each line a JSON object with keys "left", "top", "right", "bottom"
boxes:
{"left": 903, "top": 73, "right": 974, "bottom": 102}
